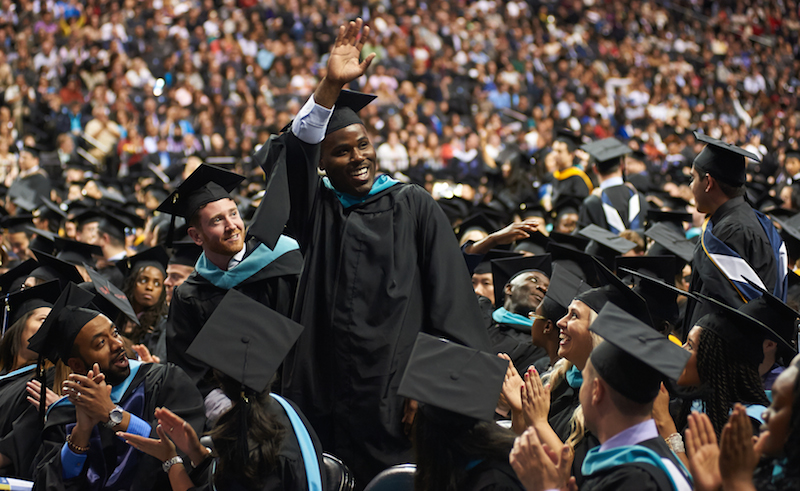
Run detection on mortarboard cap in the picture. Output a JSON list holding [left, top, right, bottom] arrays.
[[27, 282, 99, 363], [2, 280, 60, 334], [456, 213, 498, 242], [81, 267, 139, 326], [518, 201, 547, 220], [737, 279, 798, 358], [156, 164, 245, 220], [575, 257, 653, 327], [1, 215, 34, 234], [615, 255, 675, 285], [20, 146, 39, 158], [0, 258, 38, 294], [551, 195, 584, 220], [579, 225, 637, 255], [33, 198, 69, 222], [12, 195, 38, 213], [692, 131, 759, 187], [491, 254, 552, 308], [546, 242, 600, 286], [186, 289, 305, 393], [116, 246, 169, 279], [26, 226, 57, 255], [549, 231, 591, 252], [437, 197, 473, 226], [581, 137, 631, 173], [539, 263, 590, 322], [473, 249, 522, 275], [646, 210, 692, 229], [73, 209, 129, 242], [54, 237, 103, 267], [589, 303, 692, 404], [645, 223, 694, 264], [325, 90, 377, 136], [397, 333, 507, 421], [617, 258, 695, 328], [554, 128, 581, 152], [29, 249, 85, 288], [513, 231, 551, 256], [169, 240, 203, 267]]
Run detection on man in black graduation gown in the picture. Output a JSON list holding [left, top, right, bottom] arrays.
[[686, 132, 787, 328], [251, 19, 492, 486], [74, 210, 131, 289], [30, 283, 205, 491], [8, 147, 51, 206], [549, 129, 593, 207], [578, 138, 648, 234], [510, 303, 693, 491], [158, 165, 302, 412]]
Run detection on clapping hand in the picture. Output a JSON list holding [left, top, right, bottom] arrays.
[[521, 367, 550, 428], [497, 354, 523, 415], [685, 412, 721, 491], [119, 424, 177, 463], [719, 404, 760, 491], [155, 407, 210, 465], [510, 427, 575, 491], [26, 379, 59, 411]]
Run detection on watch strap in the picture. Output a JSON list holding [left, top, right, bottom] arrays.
[[162, 455, 183, 473]]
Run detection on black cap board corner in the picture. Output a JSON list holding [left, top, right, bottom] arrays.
[[326, 90, 378, 136], [645, 223, 694, 264], [578, 225, 637, 255], [84, 267, 139, 326]]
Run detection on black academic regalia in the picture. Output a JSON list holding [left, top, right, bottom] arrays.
[[10, 172, 51, 202], [578, 184, 648, 232], [460, 459, 525, 491], [188, 396, 325, 491], [33, 362, 205, 491], [166, 238, 302, 398], [97, 263, 125, 290], [266, 132, 492, 485], [686, 196, 779, 327], [547, 380, 599, 489], [487, 322, 549, 375], [551, 172, 591, 205], [580, 437, 685, 491], [0, 366, 54, 479], [139, 315, 167, 363]]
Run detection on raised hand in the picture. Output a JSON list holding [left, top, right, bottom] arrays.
[[119, 424, 177, 462], [685, 412, 721, 491], [509, 427, 572, 491], [719, 404, 760, 490], [497, 354, 523, 415], [325, 19, 376, 87], [521, 367, 550, 428], [132, 344, 161, 364], [155, 407, 209, 465]]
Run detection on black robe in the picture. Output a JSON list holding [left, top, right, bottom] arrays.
[[32, 362, 205, 491], [578, 183, 648, 233], [686, 196, 779, 327], [487, 322, 549, 375], [580, 437, 686, 491], [0, 366, 53, 479], [261, 132, 492, 485], [187, 396, 325, 491], [460, 458, 525, 491], [166, 238, 302, 397], [551, 171, 591, 205], [547, 379, 599, 489]]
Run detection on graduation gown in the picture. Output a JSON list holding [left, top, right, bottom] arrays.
[[261, 132, 492, 485], [187, 396, 325, 491], [460, 459, 525, 491], [578, 183, 647, 233], [32, 361, 205, 491], [0, 365, 53, 479], [551, 168, 592, 205], [686, 196, 780, 327], [580, 437, 686, 491], [487, 322, 549, 375], [166, 238, 302, 397]]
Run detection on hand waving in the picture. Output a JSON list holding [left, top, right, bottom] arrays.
[[326, 19, 376, 87]]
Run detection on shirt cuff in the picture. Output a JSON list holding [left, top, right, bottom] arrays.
[[61, 442, 88, 480], [125, 414, 153, 439], [291, 94, 334, 144]]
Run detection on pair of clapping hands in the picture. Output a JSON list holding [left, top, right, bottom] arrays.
[[686, 406, 763, 491], [118, 407, 210, 466]]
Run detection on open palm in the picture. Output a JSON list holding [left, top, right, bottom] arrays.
[[326, 18, 376, 86]]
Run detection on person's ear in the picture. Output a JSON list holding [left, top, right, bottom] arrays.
[[592, 377, 604, 406], [187, 226, 203, 247], [542, 320, 553, 334], [67, 356, 86, 375], [705, 174, 715, 193], [504, 283, 513, 298]]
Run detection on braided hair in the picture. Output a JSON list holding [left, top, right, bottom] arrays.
[[680, 328, 769, 437]]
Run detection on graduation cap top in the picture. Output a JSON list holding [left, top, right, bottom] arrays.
[[695, 293, 796, 364], [156, 164, 245, 220], [72, 209, 130, 241], [2, 280, 61, 333], [578, 225, 637, 255], [581, 137, 632, 173], [325, 90, 377, 137], [397, 332, 508, 421], [54, 237, 103, 267], [29, 249, 85, 288], [737, 279, 799, 357], [589, 302, 692, 404], [0, 258, 38, 294], [457, 213, 498, 241], [27, 282, 100, 364], [491, 254, 552, 308], [539, 263, 590, 321], [1, 215, 34, 233], [169, 240, 203, 267], [646, 210, 692, 229], [692, 131, 759, 187], [117, 246, 169, 279], [554, 128, 581, 151], [81, 267, 139, 326], [616, 257, 691, 328], [549, 231, 591, 252], [575, 257, 653, 327], [546, 242, 600, 286], [645, 223, 695, 264], [186, 289, 305, 393], [473, 249, 522, 275]]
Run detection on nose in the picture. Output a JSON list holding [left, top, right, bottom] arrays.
[[352, 146, 365, 163], [556, 314, 568, 330]]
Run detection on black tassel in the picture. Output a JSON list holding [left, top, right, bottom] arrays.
[[239, 389, 250, 466], [38, 355, 46, 424]]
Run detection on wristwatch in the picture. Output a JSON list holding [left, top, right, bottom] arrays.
[[105, 405, 124, 429], [162, 455, 183, 473]]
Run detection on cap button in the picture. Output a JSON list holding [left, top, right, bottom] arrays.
[[638, 335, 647, 343], [450, 372, 460, 381], [241, 336, 250, 344]]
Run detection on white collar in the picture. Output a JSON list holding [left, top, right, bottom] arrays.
[[599, 176, 624, 190], [226, 245, 246, 270]]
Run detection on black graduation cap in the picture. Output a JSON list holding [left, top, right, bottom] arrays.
[[27, 282, 99, 364], [646, 210, 692, 229], [617, 259, 695, 328], [695, 292, 795, 364], [737, 278, 799, 358], [579, 225, 637, 255], [549, 231, 591, 252], [518, 200, 547, 220], [72, 209, 130, 242], [186, 289, 305, 393], [551, 195, 584, 220], [772, 215, 800, 249], [1, 215, 34, 233], [692, 131, 759, 187], [29, 249, 85, 287], [12, 195, 38, 213], [437, 197, 473, 226], [81, 267, 139, 326], [33, 198, 69, 222], [0, 258, 38, 294], [513, 231, 551, 256], [581, 137, 631, 173], [554, 128, 581, 152], [546, 242, 600, 286], [117, 246, 169, 279], [645, 223, 694, 264], [325, 90, 377, 136], [156, 163, 245, 221], [20, 146, 39, 158], [615, 255, 675, 285], [7, 182, 40, 209], [397, 333, 507, 421], [169, 240, 203, 267], [2, 280, 60, 334], [491, 254, 552, 308], [539, 263, 590, 322], [589, 303, 692, 404], [575, 257, 653, 327], [26, 226, 57, 255], [473, 249, 522, 275], [54, 237, 103, 267], [456, 213, 498, 241]]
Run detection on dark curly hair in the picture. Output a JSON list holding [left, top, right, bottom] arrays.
[[120, 266, 167, 343], [413, 405, 518, 491], [752, 365, 800, 490], [207, 370, 285, 489], [678, 328, 769, 437]]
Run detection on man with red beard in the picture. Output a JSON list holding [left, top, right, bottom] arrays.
[[29, 283, 205, 490], [157, 165, 302, 420]]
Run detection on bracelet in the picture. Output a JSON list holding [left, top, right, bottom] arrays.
[[665, 432, 685, 453], [162, 455, 183, 473], [66, 433, 90, 454]]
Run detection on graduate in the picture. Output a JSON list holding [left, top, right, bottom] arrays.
[[511, 303, 693, 491], [158, 164, 302, 410], [29, 283, 205, 490], [251, 18, 492, 485]]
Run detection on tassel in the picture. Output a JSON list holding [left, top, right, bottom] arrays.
[[166, 192, 178, 248], [2, 294, 9, 337], [239, 389, 250, 466], [38, 355, 46, 424]]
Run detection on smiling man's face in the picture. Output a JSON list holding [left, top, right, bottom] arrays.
[[190, 198, 245, 259], [320, 123, 377, 197]]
